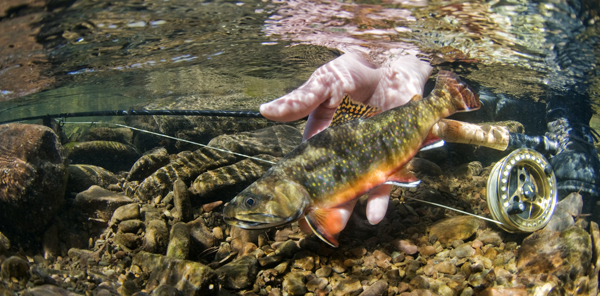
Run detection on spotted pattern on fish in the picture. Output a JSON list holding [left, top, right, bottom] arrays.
[[223, 71, 481, 247]]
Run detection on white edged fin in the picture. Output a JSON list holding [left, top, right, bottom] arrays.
[[385, 180, 421, 188], [419, 140, 444, 151]]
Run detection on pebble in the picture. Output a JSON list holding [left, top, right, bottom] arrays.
[[173, 179, 193, 222], [394, 239, 418, 255], [202, 200, 223, 213], [142, 219, 169, 254], [0, 231, 10, 254], [166, 222, 190, 259], [276, 240, 300, 258], [315, 266, 332, 278], [115, 232, 143, 250], [332, 277, 362, 296], [282, 271, 306, 295], [119, 219, 144, 233], [75, 185, 134, 221], [212, 227, 224, 240], [259, 255, 283, 267], [0, 256, 30, 282], [429, 216, 480, 244], [292, 251, 315, 271], [420, 245, 436, 257], [306, 277, 328, 292], [410, 275, 430, 289], [216, 255, 258, 290], [110, 203, 140, 225], [151, 284, 181, 296], [187, 217, 217, 252], [359, 279, 388, 296], [434, 261, 457, 275], [451, 243, 476, 258]]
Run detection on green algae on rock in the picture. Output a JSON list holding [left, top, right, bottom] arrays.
[[132, 251, 218, 295], [65, 140, 140, 172]]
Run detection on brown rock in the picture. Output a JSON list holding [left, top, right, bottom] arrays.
[[393, 239, 418, 255], [142, 219, 169, 254], [420, 245, 436, 257], [173, 179, 193, 222], [0, 123, 68, 233], [67, 164, 118, 193], [188, 217, 216, 254], [429, 216, 480, 244], [75, 186, 134, 221]]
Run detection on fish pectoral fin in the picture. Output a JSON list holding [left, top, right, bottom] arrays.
[[305, 200, 357, 248], [420, 131, 444, 151], [330, 94, 381, 127], [385, 166, 421, 188]]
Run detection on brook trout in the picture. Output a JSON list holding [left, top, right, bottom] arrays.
[[223, 71, 480, 247]]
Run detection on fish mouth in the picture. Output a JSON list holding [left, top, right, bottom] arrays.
[[223, 214, 294, 229]]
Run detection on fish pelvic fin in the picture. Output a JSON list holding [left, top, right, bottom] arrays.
[[385, 166, 421, 187], [435, 71, 481, 112], [420, 131, 444, 151], [305, 200, 357, 247], [330, 94, 381, 127]]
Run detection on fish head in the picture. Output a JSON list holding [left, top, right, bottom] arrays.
[[223, 177, 310, 229]]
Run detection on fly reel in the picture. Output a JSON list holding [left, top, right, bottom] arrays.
[[486, 148, 557, 232]]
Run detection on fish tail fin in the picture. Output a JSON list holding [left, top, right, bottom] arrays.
[[435, 70, 481, 112]]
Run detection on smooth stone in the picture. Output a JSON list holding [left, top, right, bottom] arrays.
[[406, 157, 443, 176], [67, 164, 119, 193], [453, 161, 483, 177], [315, 266, 332, 278], [0, 123, 68, 233], [410, 275, 430, 289], [429, 216, 480, 244], [128, 147, 170, 182], [172, 179, 193, 222], [306, 277, 328, 292], [259, 255, 283, 267], [187, 217, 217, 254], [359, 279, 388, 296], [0, 231, 9, 254], [189, 154, 278, 201], [517, 226, 592, 282], [292, 251, 315, 271], [151, 284, 182, 296], [434, 261, 457, 275], [332, 278, 363, 296], [167, 222, 190, 259], [393, 239, 418, 255], [216, 255, 258, 290], [212, 227, 223, 240], [543, 192, 583, 232], [478, 287, 527, 296], [202, 201, 223, 213], [65, 140, 140, 172], [0, 256, 30, 282], [119, 219, 144, 233], [115, 232, 142, 250], [276, 240, 300, 258], [282, 271, 306, 295], [420, 245, 436, 256], [20, 284, 81, 296], [133, 251, 217, 295], [75, 185, 134, 221], [110, 203, 140, 226], [450, 243, 476, 258], [42, 225, 59, 260], [477, 229, 503, 247], [142, 219, 169, 254]]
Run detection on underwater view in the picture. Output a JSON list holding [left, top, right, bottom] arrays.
[[1, 0, 600, 294]]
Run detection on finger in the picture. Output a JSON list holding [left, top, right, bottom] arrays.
[[303, 104, 338, 140], [366, 184, 393, 225]]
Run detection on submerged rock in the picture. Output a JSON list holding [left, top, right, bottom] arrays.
[[134, 125, 301, 201], [67, 164, 119, 193], [1, 256, 30, 283], [127, 147, 170, 182], [74, 185, 134, 221], [166, 222, 190, 260], [429, 216, 481, 244], [65, 140, 140, 172], [190, 154, 277, 202], [216, 255, 258, 290], [0, 123, 68, 234], [133, 251, 218, 295]]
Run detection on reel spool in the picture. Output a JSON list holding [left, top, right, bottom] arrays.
[[487, 148, 557, 232]]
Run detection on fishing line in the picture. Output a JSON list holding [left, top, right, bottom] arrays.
[[403, 196, 504, 225], [63, 121, 277, 165]]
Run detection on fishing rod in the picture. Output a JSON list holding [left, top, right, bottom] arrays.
[[0, 109, 268, 126]]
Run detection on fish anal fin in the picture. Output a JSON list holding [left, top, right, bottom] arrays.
[[420, 130, 444, 151], [385, 166, 420, 187], [330, 94, 381, 127]]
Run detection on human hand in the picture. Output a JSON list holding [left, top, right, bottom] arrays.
[[260, 51, 432, 226]]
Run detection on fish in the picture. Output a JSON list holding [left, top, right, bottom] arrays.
[[223, 71, 481, 247]]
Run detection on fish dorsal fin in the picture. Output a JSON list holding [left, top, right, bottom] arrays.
[[410, 94, 423, 102], [330, 94, 381, 127]]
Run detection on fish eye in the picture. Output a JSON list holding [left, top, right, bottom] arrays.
[[244, 196, 256, 208]]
